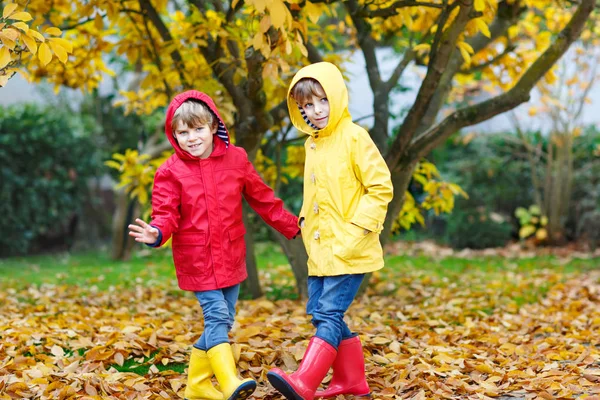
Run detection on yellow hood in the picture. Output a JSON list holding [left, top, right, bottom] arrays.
[[287, 62, 351, 137]]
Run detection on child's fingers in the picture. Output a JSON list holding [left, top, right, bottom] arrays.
[[128, 224, 144, 233], [135, 218, 151, 229]]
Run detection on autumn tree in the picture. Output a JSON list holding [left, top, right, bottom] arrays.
[[510, 40, 600, 244], [10, 0, 598, 298]]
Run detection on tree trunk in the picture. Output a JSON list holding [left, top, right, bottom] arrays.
[[240, 200, 263, 299], [272, 232, 309, 300], [110, 188, 138, 260], [382, 162, 420, 245]]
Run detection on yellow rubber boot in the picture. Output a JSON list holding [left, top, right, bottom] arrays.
[[184, 348, 224, 400], [207, 343, 256, 400]]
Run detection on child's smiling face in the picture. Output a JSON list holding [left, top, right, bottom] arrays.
[[300, 93, 330, 129], [174, 121, 216, 158]]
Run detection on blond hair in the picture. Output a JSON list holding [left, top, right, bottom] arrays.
[[171, 100, 217, 133], [290, 78, 326, 105]]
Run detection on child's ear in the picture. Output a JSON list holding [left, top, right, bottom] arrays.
[[211, 120, 219, 134]]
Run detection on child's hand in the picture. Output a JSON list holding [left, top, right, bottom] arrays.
[[128, 218, 159, 244]]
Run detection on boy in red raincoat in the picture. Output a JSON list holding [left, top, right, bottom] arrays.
[[129, 90, 299, 400]]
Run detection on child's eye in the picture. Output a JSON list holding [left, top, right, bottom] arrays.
[[321, 98, 328, 103], [305, 103, 313, 108]]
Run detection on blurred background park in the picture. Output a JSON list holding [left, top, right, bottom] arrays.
[[1, 1, 600, 398]]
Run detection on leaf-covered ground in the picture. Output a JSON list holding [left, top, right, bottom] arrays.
[[1, 255, 600, 399]]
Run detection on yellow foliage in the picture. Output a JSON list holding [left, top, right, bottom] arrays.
[[105, 149, 171, 208], [0, 2, 72, 86], [392, 160, 468, 234]]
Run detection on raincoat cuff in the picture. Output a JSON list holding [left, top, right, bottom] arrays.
[[351, 214, 382, 234], [283, 215, 301, 240], [146, 226, 163, 248]]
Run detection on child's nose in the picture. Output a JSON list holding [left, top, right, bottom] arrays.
[[189, 130, 201, 140]]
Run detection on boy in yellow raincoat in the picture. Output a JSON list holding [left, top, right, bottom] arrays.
[[267, 62, 393, 399]]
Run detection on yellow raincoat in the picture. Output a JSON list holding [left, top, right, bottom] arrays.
[[288, 62, 393, 276]]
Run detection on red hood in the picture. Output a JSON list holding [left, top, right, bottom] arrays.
[[164, 90, 230, 161]]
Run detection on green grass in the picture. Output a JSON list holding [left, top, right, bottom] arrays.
[[0, 242, 291, 291], [109, 350, 186, 375], [0, 247, 176, 289], [1, 244, 597, 292]]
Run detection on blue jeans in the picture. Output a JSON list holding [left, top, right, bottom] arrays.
[[193, 284, 240, 351], [306, 274, 365, 350]]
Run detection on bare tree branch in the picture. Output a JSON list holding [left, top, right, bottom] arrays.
[[60, 13, 108, 30], [407, 0, 595, 164], [345, 0, 390, 151], [414, 0, 524, 135], [385, 0, 474, 167], [306, 42, 324, 63], [358, 0, 444, 18], [138, 0, 189, 89]]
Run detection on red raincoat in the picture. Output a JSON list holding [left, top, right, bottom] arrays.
[[150, 90, 299, 291]]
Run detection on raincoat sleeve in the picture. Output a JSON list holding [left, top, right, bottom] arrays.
[[242, 151, 299, 240], [149, 168, 181, 246], [350, 130, 393, 234]]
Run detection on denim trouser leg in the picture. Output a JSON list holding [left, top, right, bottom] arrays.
[[306, 274, 365, 349], [193, 284, 240, 351]]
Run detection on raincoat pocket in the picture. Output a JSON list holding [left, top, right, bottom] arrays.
[[172, 232, 208, 276], [226, 222, 247, 267], [333, 222, 370, 262]]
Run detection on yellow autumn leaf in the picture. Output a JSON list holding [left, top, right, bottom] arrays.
[[474, 18, 491, 38], [519, 225, 536, 239], [474, 0, 485, 12], [0, 46, 11, 69], [303, 1, 321, 24], [48, 37, 73, 53], [252, 32, 263, 50], [269, 0, 290, 30], [8, 11, 32, 21], [536, 228, 548, 241], [21, 32, 36, 54], [38, 42, 52, 66], [457, 41, 474, 55], [11, 21, 28, 33], [458, 45, 471, 65], [48, 40, 68, 63], [2, 3, 18, 19], [413, 43, 431, 54], [44, 27, 62, 36], [27, 29, 44, 42], [0, 32, 15, 50], [2, 28, 18, 41]]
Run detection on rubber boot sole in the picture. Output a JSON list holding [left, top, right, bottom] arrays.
[[267, 371, 304, 400], [228, 380, 257, 400]]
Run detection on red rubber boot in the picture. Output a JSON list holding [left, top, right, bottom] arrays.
[[267, 337, 337, 400], [314, 335, 370, 398]]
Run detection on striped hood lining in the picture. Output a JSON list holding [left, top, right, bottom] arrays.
[[297, 104, 320, 130]]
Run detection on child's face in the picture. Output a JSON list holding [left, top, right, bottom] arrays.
[[300, 93, 329, 129], [173, 121, 216, 159]]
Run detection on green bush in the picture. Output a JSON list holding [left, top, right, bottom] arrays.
[[443, 208, 513, 249], [0, 104, 100, 256]]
